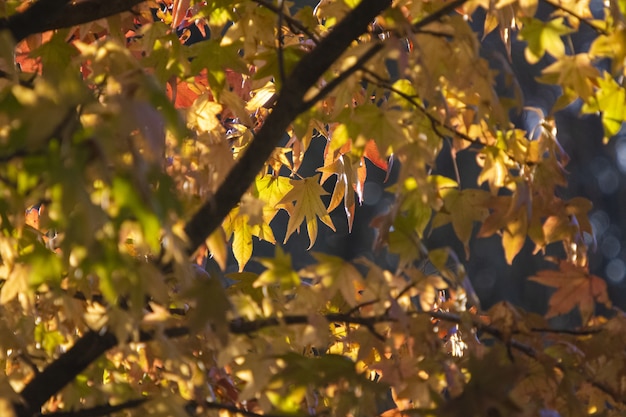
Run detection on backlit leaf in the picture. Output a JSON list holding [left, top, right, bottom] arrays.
[[278, 174, 336, 249], [529, 261, 611, 322], [518, 18, 573, 64]]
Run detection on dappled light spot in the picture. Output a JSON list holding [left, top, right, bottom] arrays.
[[597, 169, 619, 194], [600, 235, 621, 259], [590, 210, 610, 238], [590, 157, 620, 194], [615, 137, 626, 173], [605, 258, 626, 283]]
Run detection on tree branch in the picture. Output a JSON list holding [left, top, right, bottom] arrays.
[[253, 0, 321, 43], [38, 398, 147, 417], [180, 0, 393, 256], [0, 0, 147, 43], [540, 0, 608, 35], [301, 42, 385, 108], [19, 309, 622, 416], [16, 2, 393, 415], [15, 327, 190, 417], [412, 0, 468, 31]]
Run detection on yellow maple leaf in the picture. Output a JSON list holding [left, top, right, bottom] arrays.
[[518, 17, 573, 64], [433, 188, 490, 258], [223, 205, 276, 271], [539, 53, 599, 101], [254, 246, 300, 289], [278, 174, 336, 249]]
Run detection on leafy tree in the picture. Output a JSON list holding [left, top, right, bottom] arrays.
[[0, 0, 624, 416]]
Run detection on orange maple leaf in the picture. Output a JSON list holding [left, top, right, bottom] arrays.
[[529, 261, 611, 322]]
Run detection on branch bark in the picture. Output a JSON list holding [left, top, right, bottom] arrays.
[[39, 398, 147, 417], [181, 0, 392, 255], [14, 1, 392, 415], [0, 0, 146, 43]]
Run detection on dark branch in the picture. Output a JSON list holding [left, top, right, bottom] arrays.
[[411, 0, 468, 32], [540, 0, 608, 35], [0, 0, 146, 43], [16, 327, 190, 417], [180, 0, 393, 256], [301, 42, 385, 108], [253, 0, 321, 43], [38, 398, 147, 417], [17, 2, 393, 414]]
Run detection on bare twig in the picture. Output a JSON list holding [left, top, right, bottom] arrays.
[[180, 0, 393, 256], [17, 3, 394, 415], [411, 0, 468, 32], [253, 0, 321, 43], [277, 0, 287, 85], [0, 0, 147, 43], [528, 326, 602, 335], [345, 298, 382, 316], [540, 0, 608, 35], [36, 398, 147, 417], [302, 42, 385, 108]]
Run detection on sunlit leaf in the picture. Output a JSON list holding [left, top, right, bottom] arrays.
[[278, 174, 336, 249], [254, 246, 300, 289], [529, 261, 611, 322], [518, 18, 573, 64]]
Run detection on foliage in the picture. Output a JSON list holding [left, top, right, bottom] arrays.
[[0, 0, 624, 416]]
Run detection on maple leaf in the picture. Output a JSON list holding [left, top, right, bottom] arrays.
[[477, 146, 509, 193], [254, 174, 294, 224], [301, 253, 365, 307], [318, 154, 358, 231], [581, 72, 626, 142], [433, 188, 490, 258], [539, 53, 600, 102], [254, 246, 300, 289], [518, 17, 573, 64], [278, 174, 336, 249], [223, 205, 276, 271], [589, 28, 626, 75], [529, 261, 611, 322]]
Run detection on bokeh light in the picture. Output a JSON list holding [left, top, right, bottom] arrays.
[[605, 258, 626, 283]]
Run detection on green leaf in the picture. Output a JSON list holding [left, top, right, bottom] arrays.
[[581, 72, 626, 142], [254, 246, 300, 289], [518, 18, 573, 64]]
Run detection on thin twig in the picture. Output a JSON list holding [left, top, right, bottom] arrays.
[[412, 0, 468, 32], [540, 0, 608, 35], [302, 42, 385, 108], [528, 326, 602, 335], [253, 0, 320, 43], [446, 137, 463, 188], [362, 68, 479, 144], [201, 401, 293, 417], [35, 398, 147, 417], [276, 0, 286, 85], [345, 298, 381, 316]]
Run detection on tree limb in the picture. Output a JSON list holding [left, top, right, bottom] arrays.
[[37, 398, 147, 417], [15, 2, 393, 415], [15, 326, 191, 417], [0, 0, 147, 43], [181, 0, 393, 256]]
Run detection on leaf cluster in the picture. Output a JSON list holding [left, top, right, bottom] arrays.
[[0, 0, 624, 417]]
